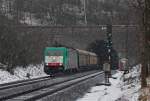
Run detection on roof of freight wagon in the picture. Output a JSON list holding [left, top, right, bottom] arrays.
[[76, 49, 97, 56]]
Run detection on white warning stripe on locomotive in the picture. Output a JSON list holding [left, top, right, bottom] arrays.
[[45, 56, 63, 63]]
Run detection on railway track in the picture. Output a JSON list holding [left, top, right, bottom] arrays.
[[0, 70, 103, 101], [0, 76, 50, 90]]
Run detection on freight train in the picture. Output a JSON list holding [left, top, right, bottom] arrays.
[[44, 47, 99, 75]]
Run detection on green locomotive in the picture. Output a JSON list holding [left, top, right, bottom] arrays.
[[44, 47, 98, 75]]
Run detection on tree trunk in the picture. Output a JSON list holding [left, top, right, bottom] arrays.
[[141, 0, 150, 87]]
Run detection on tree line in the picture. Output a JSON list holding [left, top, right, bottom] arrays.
[[0, 0, 134, 25], [0, 0, 140, 74]]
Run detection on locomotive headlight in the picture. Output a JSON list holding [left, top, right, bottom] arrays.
[[46, 63, 48, 66], [53, 57, 56, 60], [59, 63, 63, 66]]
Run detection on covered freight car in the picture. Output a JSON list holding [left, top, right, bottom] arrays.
[[44, 47, 99, 75]]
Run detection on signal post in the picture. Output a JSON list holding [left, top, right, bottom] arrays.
[[106, 24, 112, 77]]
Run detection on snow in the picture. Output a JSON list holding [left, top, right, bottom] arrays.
[[0, 70, 20, 84], [0, 64, 47, 84], [20, 13, 43, 26], [76, 65, 141, 101], [0, 64, 142, 101], [14, 64, 47, 79]]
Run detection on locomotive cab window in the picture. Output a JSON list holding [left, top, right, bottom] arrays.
[[44, 49, 64, 66], [47, 51, 63, 56]]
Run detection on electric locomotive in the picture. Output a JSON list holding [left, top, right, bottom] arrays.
[[44, 47, 99, 75]]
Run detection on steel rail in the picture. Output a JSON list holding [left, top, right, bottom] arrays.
[[0, 70, 102, 100], [0, 76, 50, 90], [8, 71, 103, 101]]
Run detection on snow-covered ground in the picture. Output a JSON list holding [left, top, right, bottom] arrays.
[[0, 64, 47, 84], [0, 64, 141, 101], [76, 65, 141, 101]]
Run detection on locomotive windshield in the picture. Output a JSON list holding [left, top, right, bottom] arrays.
[[45, 50, 64, 64], [47, 50, 63, 56]]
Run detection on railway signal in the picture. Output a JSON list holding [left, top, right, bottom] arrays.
[[99, 24, 112, 86], [106, 24, 112, 69]]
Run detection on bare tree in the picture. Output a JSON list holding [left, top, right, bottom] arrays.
[[127, 0, 150, 87]]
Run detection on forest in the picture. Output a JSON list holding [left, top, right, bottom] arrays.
[[0, 0, 149, 87]]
